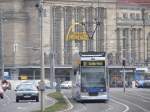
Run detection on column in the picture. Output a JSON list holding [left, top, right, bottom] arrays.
[[116, 28, 121, 65], [140, 28, 145, 64], [104, 14, 107, 52], [120, 28, 123, 60], [61, 7, 64, 65], [135, 28, 139, 64], [138, 28, 141, 64], [82, 8, 86, 52], [72, 7, 76, 55], [128, 28, 132, 65], [93, 8, 96, 51]]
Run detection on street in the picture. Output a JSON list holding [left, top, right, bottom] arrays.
[[0, 90, 54, 112], [0, 88, 150, 112], [62, 88, 150, 112]]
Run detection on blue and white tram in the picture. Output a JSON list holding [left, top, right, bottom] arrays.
[[72, 52, 109, 101]]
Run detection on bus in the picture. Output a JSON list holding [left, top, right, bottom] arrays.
[[135, 67, 150, 88], [72, 52, 109, 101]]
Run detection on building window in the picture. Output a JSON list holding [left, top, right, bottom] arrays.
[[123, 13, 128, 19], [136, 13, 140, 20], [123, 38, 126, 49], [122, 29, 128, 50], [130, 13, 136, 20], [123, 29, 128, 37], [144, 13, 149, 20], [149, 15, 150, 20]]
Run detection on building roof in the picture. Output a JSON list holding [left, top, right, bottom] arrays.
[[117, 0, 150, 8], [118, 0, 150, 5]]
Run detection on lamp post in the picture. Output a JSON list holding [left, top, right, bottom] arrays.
[[39, 0, 45, 111], [0, 10, 5, 80], [35, 0, 45, 111], [50, 51, 55, 88]]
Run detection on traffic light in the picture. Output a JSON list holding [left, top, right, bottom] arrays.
[[122, 60, 126, 66]]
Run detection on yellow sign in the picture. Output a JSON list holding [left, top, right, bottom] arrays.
[[66, 22, 89, 41], [20, 75, 28, 80], [67, 32, 89, 41]]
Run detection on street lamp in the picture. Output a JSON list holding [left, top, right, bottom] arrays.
[[0, 10, 6, 80], [36, 0, 45, 112]]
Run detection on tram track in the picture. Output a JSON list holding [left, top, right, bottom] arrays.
[[111, 89, 150, 112], [63, 88, 150, 112]]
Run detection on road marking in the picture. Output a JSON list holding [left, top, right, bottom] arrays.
[[112, 96, 150, 112], [17, 106, 26, 110], [127, 91, 150, 100], [103, 105, 114, 112], [111, 97, 129, 112], [126, 93, 150, 102], [61, 95, 74, 112]]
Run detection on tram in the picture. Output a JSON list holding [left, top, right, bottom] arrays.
[[72, 52, 109, 101]]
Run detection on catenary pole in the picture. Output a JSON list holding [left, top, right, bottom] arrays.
[[38, 0, 45, 111], [0, 10, 4, 80]]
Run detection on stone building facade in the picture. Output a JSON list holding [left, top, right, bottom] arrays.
[[0, 0, 150, 80]]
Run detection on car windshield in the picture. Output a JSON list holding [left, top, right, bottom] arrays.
[[17, 84, 37, 91]]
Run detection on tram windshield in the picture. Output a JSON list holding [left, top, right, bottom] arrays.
[[81, 67, 106, 88]]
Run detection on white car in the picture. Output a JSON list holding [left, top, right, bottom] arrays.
[[60, 81, 72, 89]]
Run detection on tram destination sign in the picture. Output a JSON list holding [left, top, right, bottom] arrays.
[[81, 61, 105, 66]]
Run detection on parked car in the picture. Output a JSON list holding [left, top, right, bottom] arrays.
[[15, 83, 39, 102], [0, 85, 4, 99], [60, 81, 72, 89]]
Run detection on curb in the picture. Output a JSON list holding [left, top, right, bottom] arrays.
[[46, 95, 57, 108], [58, 93, 74, 112], [45, 89, 57, 109], [31, 91, 57, 112]]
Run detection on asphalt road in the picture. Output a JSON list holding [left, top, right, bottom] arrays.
[[62, 88, 150, 112], [1, 88, 150, 112], [0, 89, 54, 112]]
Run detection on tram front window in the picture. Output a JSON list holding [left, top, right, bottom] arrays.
[[81, 67, 106, 92]]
